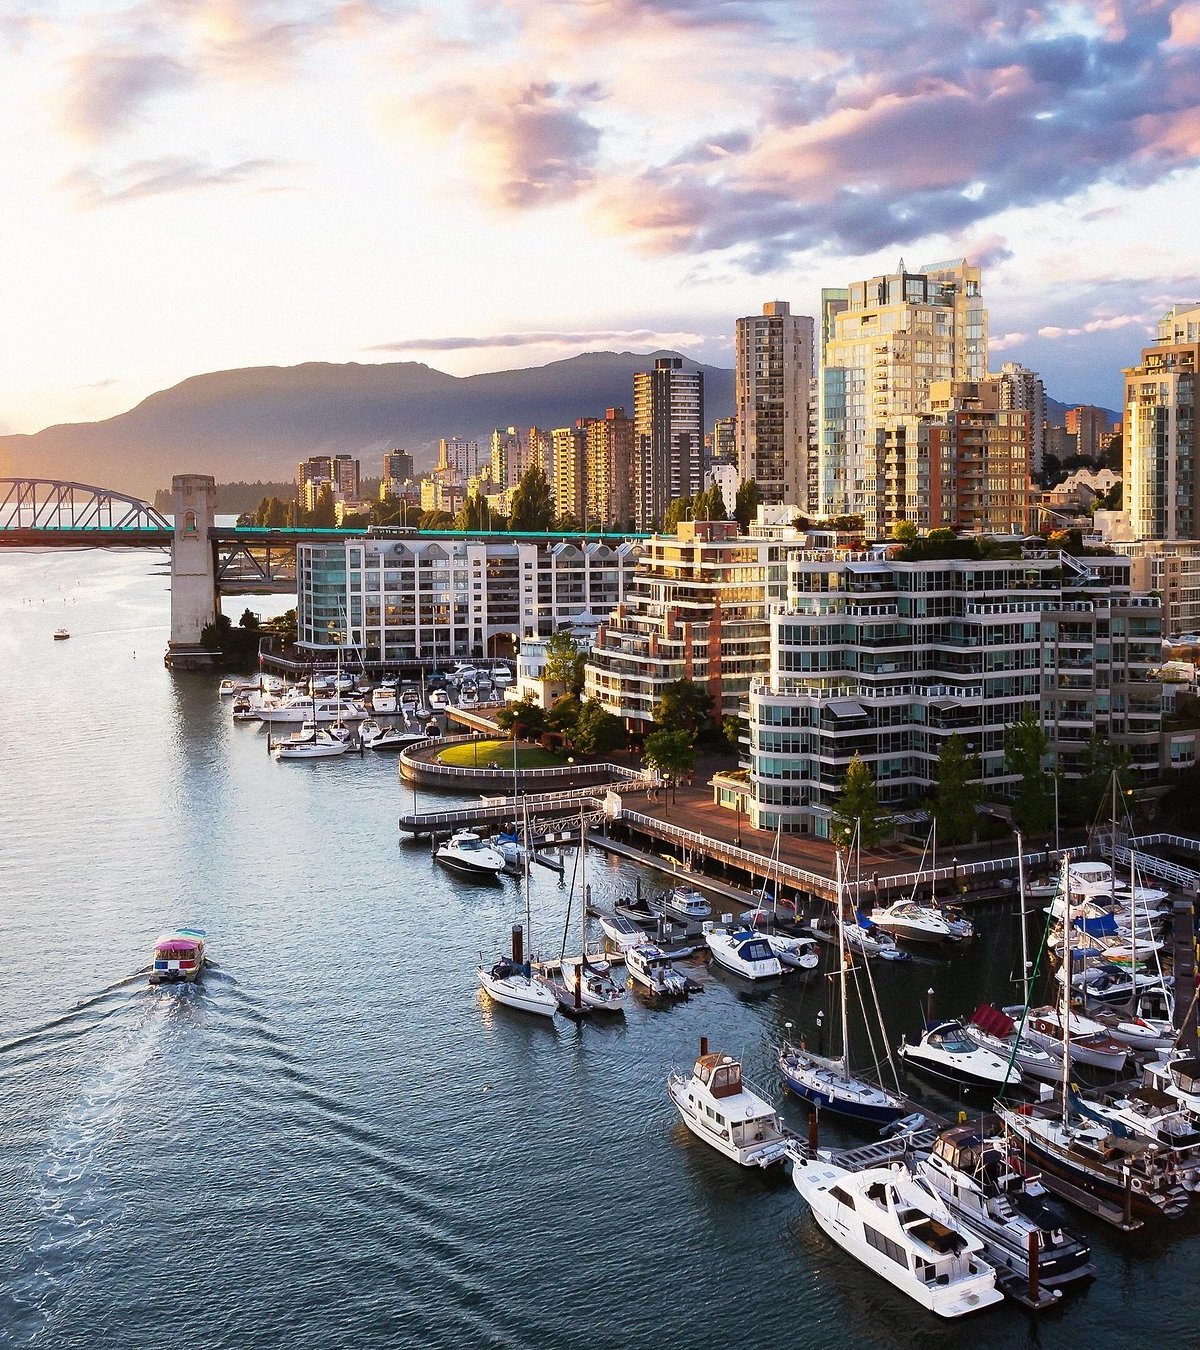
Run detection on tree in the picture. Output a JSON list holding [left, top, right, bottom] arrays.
[[496, 694, 546, 738], [891, 519, 918, 544], [653, 678, 714, 735], [572, 699, 626, 756], [1065, 735, 1132, 827], [734, 478, 760, 531], [832, 754, 885, 848], [238, 608, 260, 630], [544, 630, 585, 695], [664, 495, 693, 533], [546, 693, 582, 732], [309, 484, 336, 528], [931, 734, 982, 847], [693, 484, 727, 521], [419, 509, 453, 529], [1003, 708, 1055, 836], [508, 465, 556, 532], [643, 728, 697, 806], [454, 493, 491, 532]]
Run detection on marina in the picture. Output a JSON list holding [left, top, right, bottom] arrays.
[[8, 547, 1200, 1349]]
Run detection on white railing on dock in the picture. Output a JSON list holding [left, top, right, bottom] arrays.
[[397, 735, 655, 785]]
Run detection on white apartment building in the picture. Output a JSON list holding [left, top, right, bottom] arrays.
[[298, 535, 642, 663], [747, 548, 1161, 836]]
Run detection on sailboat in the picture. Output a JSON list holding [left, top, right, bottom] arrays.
[[778, 849, 906, 1125], [556, 808, 627, 1014], [996, 855, 1190, 1221], [477, 803, 557, 1018]]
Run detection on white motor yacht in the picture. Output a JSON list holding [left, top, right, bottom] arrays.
[[361, 720, 425, 751], [667, 1044, 788, 1167], [899, 1019, 1024, 1091], [789, 1155, 1004, 1319], [760, 931, 819, 971], [658, 886, 711, 923], [868, 900, 953, 945], [257, 695, 367, 725], [626, 944, 690, 997], [428, 688, 450, 711], [704, 926, 782, 981], [914, 1127, 1096, 1293], [477, 956, 557, 1018], [370, 687, 397, 714], [598, 913, 647, 953], [273, 728, 352, 759], [435, 830, 507, 877]]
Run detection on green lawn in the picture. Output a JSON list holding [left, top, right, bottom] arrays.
[[434, 738, 565, 770]]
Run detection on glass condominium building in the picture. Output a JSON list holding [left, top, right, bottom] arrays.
[[297, 535, 642, 662], [749, 549, 1161, 836]]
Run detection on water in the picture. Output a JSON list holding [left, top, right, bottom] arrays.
[[2, 548, 1199, 1348]]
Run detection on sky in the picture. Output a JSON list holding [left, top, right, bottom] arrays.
[[3, 0, 1200, 434]]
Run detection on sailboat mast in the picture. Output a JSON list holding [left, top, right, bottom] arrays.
[[577, 805, 586, 1002], [1059, 851, 1071, 1128], [930, 817, 937, 907], [523, 799, 534, 961], [837, 848, 851, 1075], [1017, 830, 1030, 1005]]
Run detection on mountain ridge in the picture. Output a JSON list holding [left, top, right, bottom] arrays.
[[0, 352, 735, 499]]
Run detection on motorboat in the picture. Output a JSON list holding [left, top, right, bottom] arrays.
[[478, 955, 557, 1018], [898, 1020, 1024, 1091], [962, 1005, 1063, 1083], [657, 886, 711, 923], [598, 913, 647, 953], [939, 904, 976, 942], [53, 628, 70, 640], [428, 688, 450, 711], [613, 894, 662, 928], [1143, 1055, 1200, 1114], [626, 943, 690, 997], [760, 931, 819, 970], [274, 727, 352, 759], [360, 720, 424, 751], [1080, 1084, 1200, 1164], [150, 927, 207, 985], [218, 676, 256, 696], [458, 684, 479, 709], [1092, 1009, 1176, 1051], [1017, 1006, 1129, 1072], [231, 695, 259, 722], [558, 955, 628, 1012], [435, 830, 506, 877], [913, 1127, 1096, 1293], [868, 900, 953, 945], [1065, 962, 1170, 1005], [667, 1044, 788, 1167], [490, 664, 513, 684], [789, 1155, 1004, 1318], [703, 926, 782, 981], [998, 1100, 1190, 1221], [370, 687, 397, 714], [301, 718, 352, 742], [256, 695, 367, 725]]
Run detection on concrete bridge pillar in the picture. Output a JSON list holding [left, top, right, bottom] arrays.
[[165, 474, 219, 669]]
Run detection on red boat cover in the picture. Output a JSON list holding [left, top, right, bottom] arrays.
[[969, 1004, 1015, 1038], [156, 941, 199, 957]]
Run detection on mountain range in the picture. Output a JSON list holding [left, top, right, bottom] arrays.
[[0, 353, 1116, 502], [0, 352, 735, 500]]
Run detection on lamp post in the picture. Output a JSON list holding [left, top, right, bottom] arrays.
[[952, 855, 959, 896], [735, 792, 743, 847]]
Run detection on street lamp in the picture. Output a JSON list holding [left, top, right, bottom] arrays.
[[952, 855, 959, 896], [735, 793, 743, 847]]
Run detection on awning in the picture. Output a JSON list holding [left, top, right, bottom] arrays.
[[826, 698, 868, 718], [846, 561, 892, 573], [929, 697, 961, 710]]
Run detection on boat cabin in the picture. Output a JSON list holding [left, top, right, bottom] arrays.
[[932, 1127, 1007, 1185], [694, 1053, 742, 1098], [152, 938, 201, 978]]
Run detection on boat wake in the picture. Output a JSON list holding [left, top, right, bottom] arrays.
[[0, 973, 150, 1068], [0, 994, 181, 1342]]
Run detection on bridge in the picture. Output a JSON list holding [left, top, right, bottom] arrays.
[[0, 474, 345, 665]]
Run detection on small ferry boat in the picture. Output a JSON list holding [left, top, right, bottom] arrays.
[[790, 1155, 1004, 1319], [150, 928, 207, 984], [53, 628, 70, 641], [667, 1042, 788, 1167]]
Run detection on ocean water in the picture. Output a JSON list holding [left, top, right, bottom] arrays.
[[1, 547, 1198, 1349]]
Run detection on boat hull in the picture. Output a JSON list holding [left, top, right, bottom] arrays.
[[779, 1058, 905, 1125], [478, 969, 556, 1018]]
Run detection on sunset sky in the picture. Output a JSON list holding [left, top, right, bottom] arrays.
[[3, 0, 1200, 434]]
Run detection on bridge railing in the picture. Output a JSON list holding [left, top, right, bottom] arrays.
[[0, 478, 172, 531]]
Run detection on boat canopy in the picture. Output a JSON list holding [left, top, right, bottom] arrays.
[[969, 1004, 1015, 1038], [695, 1053, 742, 1098]]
